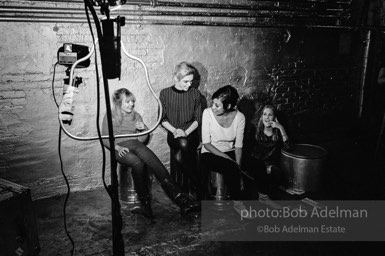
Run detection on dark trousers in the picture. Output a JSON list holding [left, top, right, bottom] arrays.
[[167, 131, 200, 188], [243, 157, 283, 197], [116, 140, 169, 198], [201, 151, 242, 200]]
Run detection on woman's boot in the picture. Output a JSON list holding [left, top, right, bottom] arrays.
[[160, 178, 201, 215], [130, 168, 155, 221], [137, 195, 155, 222]]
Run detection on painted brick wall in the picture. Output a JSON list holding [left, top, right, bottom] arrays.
[[0, 2, 362, 199]]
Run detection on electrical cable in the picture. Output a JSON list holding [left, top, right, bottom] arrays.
[[57, 6, 163, 141], [51, 1, 120, 254], [51, 62, 75, 256], [58, 126, 75, 256], [58, 2, 164, 255], [49, 5, 106, 255], [59, 0, 164, 196], [58, 56, 162, 140], [57, 41, 163, 141], [51, 62, 59, 108], [83, 1, 125, 255]]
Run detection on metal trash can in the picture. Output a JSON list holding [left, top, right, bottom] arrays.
[[281, 144, 327, 192]]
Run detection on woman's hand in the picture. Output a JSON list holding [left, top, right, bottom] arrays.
[[270, 118, 283, 130], [266, 165, 273, 174], [115, 145, 129, 157], [271, 118, 289, 141], [173, 128, 186, 138], [135, 121, 146, 131]]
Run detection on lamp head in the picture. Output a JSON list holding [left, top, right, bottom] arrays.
[[57, 43, 90, 68]]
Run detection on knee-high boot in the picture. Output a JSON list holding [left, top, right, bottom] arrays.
[[136, 195, 155, 222], [131, 171, 155, 221], [160, 178, 201, 215]]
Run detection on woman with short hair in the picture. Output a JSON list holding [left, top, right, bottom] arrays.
[[200, 85, 249, 215], [102, 88, 200, 221], [159, 62, 202, 198]]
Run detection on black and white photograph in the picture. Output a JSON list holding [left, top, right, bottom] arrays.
[[1, 0, 385, 255]]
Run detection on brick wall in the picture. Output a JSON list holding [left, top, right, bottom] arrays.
[[0, 1, 362, 199], [238, 29, 361, 144]]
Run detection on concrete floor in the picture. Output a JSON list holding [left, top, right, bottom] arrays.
[[34, 181, 385, 256], [32, 134, 385, 256]]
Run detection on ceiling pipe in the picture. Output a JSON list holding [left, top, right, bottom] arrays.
[[0, 7, 349, 20], [0, 16, 365, 30], [0, 4, 351, 26], [16, 0, 352, 12], [0, 0, 353, 27], [123, 0, 351, 10]]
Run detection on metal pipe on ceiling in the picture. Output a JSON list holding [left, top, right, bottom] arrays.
[[22, 0, 352, 11], [0, 0, 352, 27], [123, 0, 351, 10], [0, 7, 349, 20], [0, 15, 359, 30]]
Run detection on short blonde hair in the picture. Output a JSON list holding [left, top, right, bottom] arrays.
[[173, 62, 195, 81]]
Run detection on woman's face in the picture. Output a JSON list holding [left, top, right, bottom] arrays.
[[175, 74, 193, 91], [262, 107, 275, 127], [121, 94, 135, 113], [211, 98, 227, 116]]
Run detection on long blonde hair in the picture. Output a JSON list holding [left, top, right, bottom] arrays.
[[111, 88, 136, 124], [253, 104, 279, 142]]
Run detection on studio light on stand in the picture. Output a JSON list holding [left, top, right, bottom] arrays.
[[56, 1, 163, 255]]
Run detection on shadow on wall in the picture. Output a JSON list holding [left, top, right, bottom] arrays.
[[191, 62, 208, 110]]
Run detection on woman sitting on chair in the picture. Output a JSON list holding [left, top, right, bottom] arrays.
[[102, 88, 200, 221], [159, 62, 202, 199], [243, 104, 290, 205]]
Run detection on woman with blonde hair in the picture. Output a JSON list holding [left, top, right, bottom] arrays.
[[102, 88, 200, 221], [243, 104, 290, 204], [160, 62, 202, 198]]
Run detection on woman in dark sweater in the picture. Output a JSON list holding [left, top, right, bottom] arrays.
[[159, 62, 202, 197], [243, 105, 290, 203], [102, 88, 200, 221]]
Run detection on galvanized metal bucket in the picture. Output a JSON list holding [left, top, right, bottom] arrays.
[[117, 163, 140, 205], [281, 144, 327, 192]]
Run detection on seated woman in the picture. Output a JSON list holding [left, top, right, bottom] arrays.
[[200, 85, 249, 213], [243, 104, 290, 204], [102, 88, 200, 221], [159, 62, 202, 198]]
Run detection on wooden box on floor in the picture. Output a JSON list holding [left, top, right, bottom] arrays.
[[0, 178, 40, 256]]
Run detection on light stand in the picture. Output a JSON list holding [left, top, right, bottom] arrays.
[[98, 13, 125, 256], [57, 1, 163, 255]]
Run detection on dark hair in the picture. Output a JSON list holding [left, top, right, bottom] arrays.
[[212, 85, 239, 112]]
